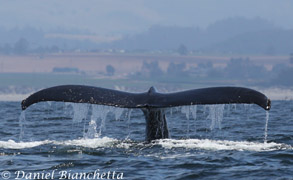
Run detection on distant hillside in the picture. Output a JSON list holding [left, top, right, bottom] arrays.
[[2, 17, 292, 55], [205, 29, 293, 55], [0, 27, 98, 52], [108, 17, 293, 54]]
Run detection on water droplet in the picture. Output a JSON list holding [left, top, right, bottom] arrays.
[[19, 111, 26, 141], [207, 104, 225, 130], [264, 111, 270, 143]]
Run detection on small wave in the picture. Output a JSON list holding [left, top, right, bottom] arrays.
[[0, 137, 124, 150], [53, 137, 119, 148], [0, 139, 51, 149], [155, 139, 293, 151], [1, 138, 292, 152]]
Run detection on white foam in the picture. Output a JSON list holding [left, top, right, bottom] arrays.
[[155, 139, 292, 151], [1, 137, 291, 152], [54, 137, 119, 148], [0, 140, 51, 149], [0, 137, 120, 149]]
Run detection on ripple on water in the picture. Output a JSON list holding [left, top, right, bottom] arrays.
[[1, 101, 293, 179]]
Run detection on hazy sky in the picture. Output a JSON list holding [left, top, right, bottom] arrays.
[[0, 0, 292, 35]]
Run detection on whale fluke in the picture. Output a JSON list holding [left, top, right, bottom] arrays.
[[21, 85, 271, 110], [21, 85, 271, 141]]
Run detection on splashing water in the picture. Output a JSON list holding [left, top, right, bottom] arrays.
[[18, 102, 271, 146], [244, 104, 252, 121], [95, 106, 110, 136], [233, 104, 237, 111], [190, 105, 197, 121], [126, 109, 133, 139], [156, 139, 291, 151], [91, 105, 102, 120], [63, 104, 124, 138], [190, 105, 197, 131], [244, 104, 250, 111], [72, 103, 90, 123], [208, 104, 225, 130], [47, 101, 52, 107], [84, 119, 98, 139], [181, 106, 190, 120], [264, 111, 270, 143], [113, 107, 124, 121], [84, 105, 114, 138], [2, 138, 291, 152], [181, 106, 190, 136], [203, 105, 208, 116], [19, 111, 26, 141]]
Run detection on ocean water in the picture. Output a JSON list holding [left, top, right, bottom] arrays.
[[0, 100, 293, 179]]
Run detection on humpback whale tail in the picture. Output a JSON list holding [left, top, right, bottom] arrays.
[[21, 85, 271, 141]]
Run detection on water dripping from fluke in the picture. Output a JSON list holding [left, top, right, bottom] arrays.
[[72, 103, 90, 123], [19, 85, 272, 143], [181, 106, 190, 137], [19, 110, 26, 141], [125, 109, 133, 139], [18, 102, 273, 148], [98, 106, 109, 136], [85, 119, 98, 139], [208, 104, 225, 130], [264, 111, 270, 143], [190, 105, 197, 131], [114, 107, 124, 121]]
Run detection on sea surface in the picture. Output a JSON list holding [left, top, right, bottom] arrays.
[[0, 100, 293, 179]]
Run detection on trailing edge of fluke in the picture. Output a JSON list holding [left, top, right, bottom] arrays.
[[21, 85, 271, 111]]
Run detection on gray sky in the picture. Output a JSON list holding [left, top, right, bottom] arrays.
[[0, 0, 292, 36]]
